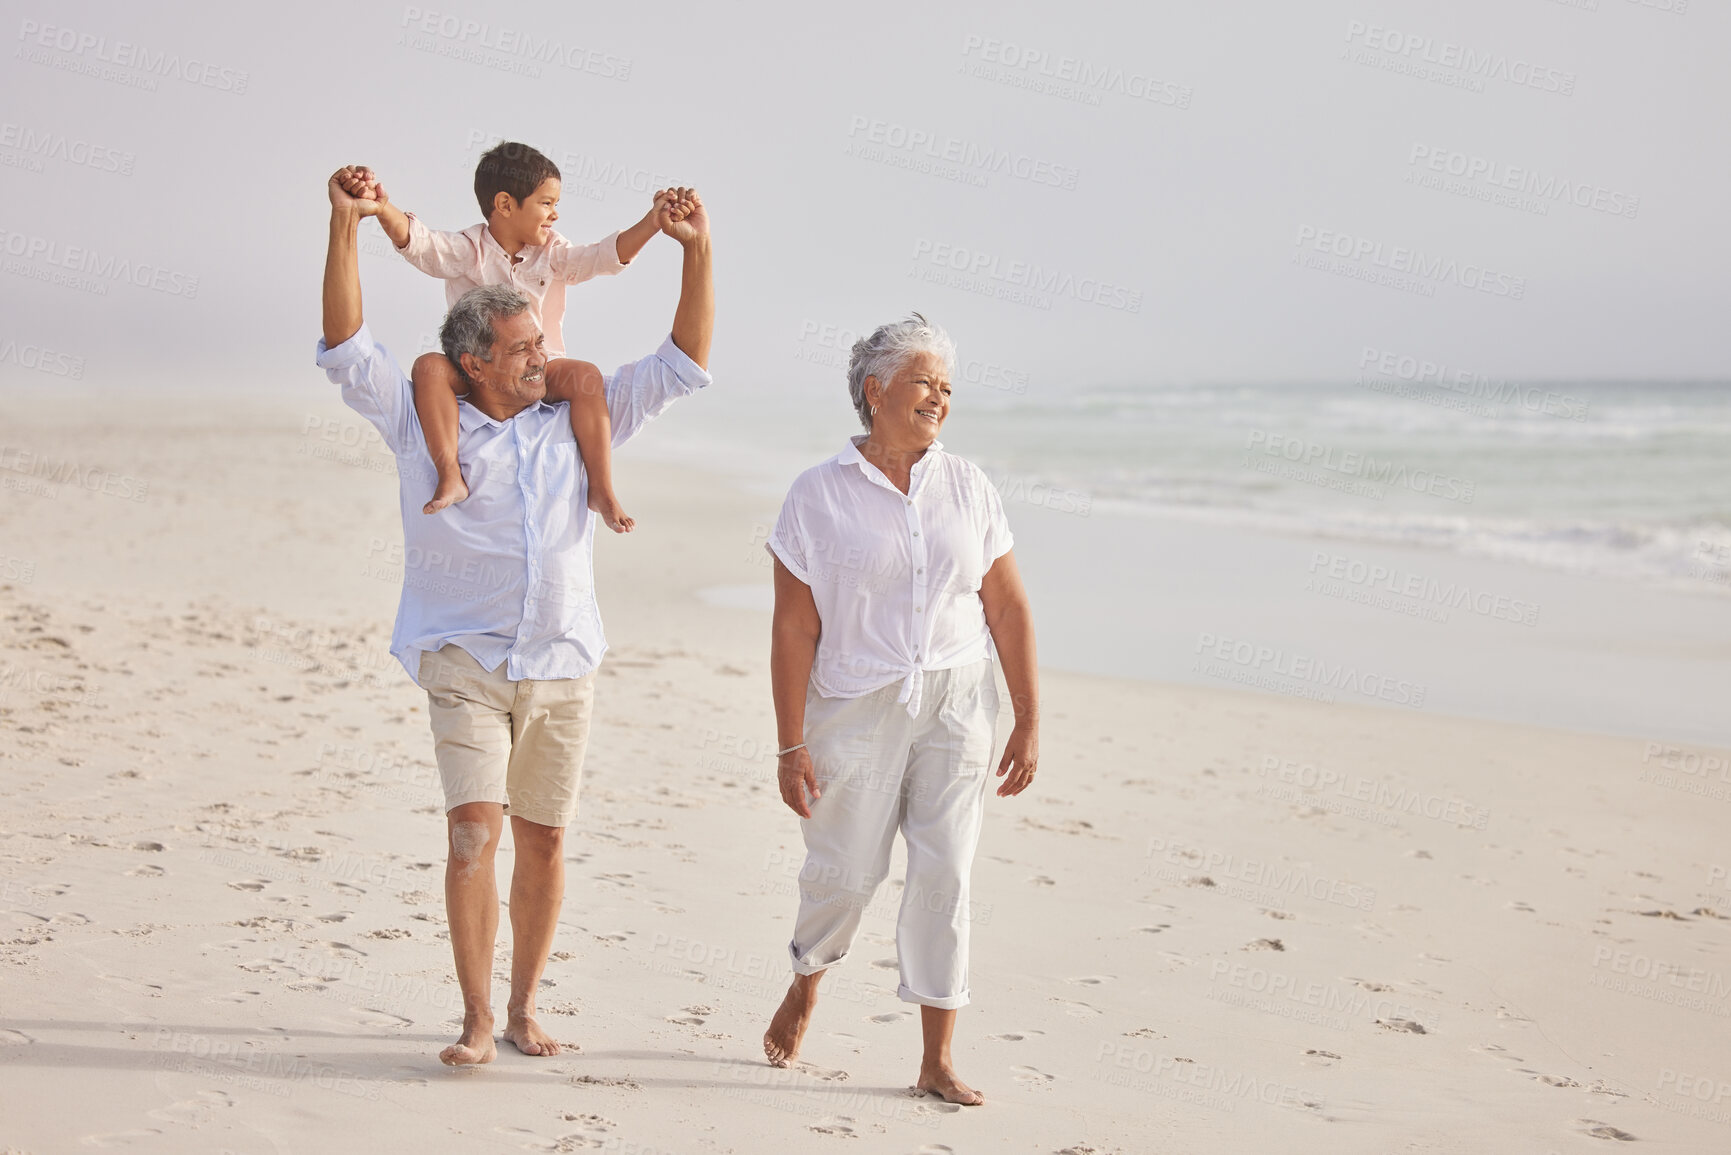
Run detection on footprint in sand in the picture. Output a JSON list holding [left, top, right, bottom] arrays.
[[1136, 924, 1171, 934], [0, 1027, 36, 1045], [1375, 1018, 1427, 1034], [870, 1011, 912, 1024], [987, 1029, 1044, 1042], [796, 1062, 849, 1082], [227, 880, 267, 891], [807, 1116, 857, 1136], [1576, 1119, 1636, 1141], [1067, 975, 1113, 986], [912, 1144, 956, 1153], [81, 1129, 165, 1147], [353, 1008, 413, 1028], [1011, 1064, 1055, 1086], [125, 864, 165, 877], [146, 1090, 234, 1125], [1302, 1049, 1341, 1067], [870, 958, 899, 970], [1049, 998, 1101, 1018], [1028, 875, 1057, 887]]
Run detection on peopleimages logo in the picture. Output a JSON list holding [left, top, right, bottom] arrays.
[[0, 229, 198, 298], [1193, 631, 1427, 709], [1342, 21, 1575, 96], [910, 239, 1143, 313], [15, 19, 250, 93], [1244, 430, 1475, 504], [400, 8, 631, 79], [0, 122, 135, 175], [1406, 145, 1638, 219], [845, 115, 1080, 190], [1294, 225, 1525, 300]]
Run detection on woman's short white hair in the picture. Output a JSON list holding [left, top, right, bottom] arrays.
[[846, 313, 956, 430]]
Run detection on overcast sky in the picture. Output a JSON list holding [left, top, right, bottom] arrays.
[[1, 0, 1725, 405]]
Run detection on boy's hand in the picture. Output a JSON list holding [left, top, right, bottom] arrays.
[[328, 168, 383, 217], [656, 188, 707, 244], [335, 165, 389, 205]]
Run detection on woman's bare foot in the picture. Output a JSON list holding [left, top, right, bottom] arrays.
[[424, 470, 469, 515], [502, 1012, 562, 1056], [588, 489, 635, 533], [763, 974, 820, 1067], [439, 1014, 496, 1066], [916, 1061, 984, 1106]]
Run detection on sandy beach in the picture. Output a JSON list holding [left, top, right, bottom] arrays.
[[2, 389, 1728, 1153]]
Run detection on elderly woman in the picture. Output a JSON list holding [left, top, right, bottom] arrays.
[[760, 314, 1039, 1105]]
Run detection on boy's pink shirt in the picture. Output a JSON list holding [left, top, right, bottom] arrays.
[[396, 215, 627, 357]]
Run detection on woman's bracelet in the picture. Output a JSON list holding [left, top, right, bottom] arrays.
[[777, 743, 807, 757]]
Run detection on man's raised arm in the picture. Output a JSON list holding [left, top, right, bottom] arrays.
[[660, 188, 713, 370], [323, 167, 382, 349]]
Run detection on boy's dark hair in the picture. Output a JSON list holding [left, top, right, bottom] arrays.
[[474, 141, 561, 217]]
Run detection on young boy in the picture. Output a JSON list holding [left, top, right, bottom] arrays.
[[336, 144, 690, 530]]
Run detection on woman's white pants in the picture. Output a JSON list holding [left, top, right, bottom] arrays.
[[787, 659, 999, 1009]]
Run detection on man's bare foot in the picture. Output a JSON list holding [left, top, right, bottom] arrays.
[[424, 472, 469, 515], [588, 489, 635, 533], [439, 1015, 496, 1066], [763, 975, 819, 1068], [916, 1061, 984, 1106], [502, 1012, 562, 1057]]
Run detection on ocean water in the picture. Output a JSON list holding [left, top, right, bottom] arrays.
[[946, 378, 1731, 592], [645, 374, 1731, 594]]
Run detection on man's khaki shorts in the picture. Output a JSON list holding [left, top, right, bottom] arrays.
[[417, 644, 596, 828]]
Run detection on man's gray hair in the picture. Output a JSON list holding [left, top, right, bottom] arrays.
[[846, 313, 957, 430], [440, 284, 532, 383]]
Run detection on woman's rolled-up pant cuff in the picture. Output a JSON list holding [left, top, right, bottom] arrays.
[[789, 942, 847, 976], [898, 983, 970, 1010]]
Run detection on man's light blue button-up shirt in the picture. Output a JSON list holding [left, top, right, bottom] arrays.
[[316, 324, 710, 684]]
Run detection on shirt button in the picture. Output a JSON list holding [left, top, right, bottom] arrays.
[[917, 567, 924, 575], [916, 606, 923, 613], [913, 531, 921, 537]]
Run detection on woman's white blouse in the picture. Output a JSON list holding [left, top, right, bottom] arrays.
[[768, 436, 1014, 714]]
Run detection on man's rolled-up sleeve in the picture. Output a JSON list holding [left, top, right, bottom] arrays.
[[605, 336, 711, 448], [315, 324, 422, 458]]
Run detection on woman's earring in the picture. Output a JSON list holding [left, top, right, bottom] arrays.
[[870, 405, 879, 416]]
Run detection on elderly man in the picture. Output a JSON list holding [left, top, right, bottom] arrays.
[[316, 169, 713, 1065]]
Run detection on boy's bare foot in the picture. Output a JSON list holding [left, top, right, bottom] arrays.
[[915, 1061, 984, 1106], [502, 1012, 562, 1057], [589, 490, 635, 533], [439, 1014, 496, 1066], [424, 472, 469, 515], [763, 975, 819, 1067]]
